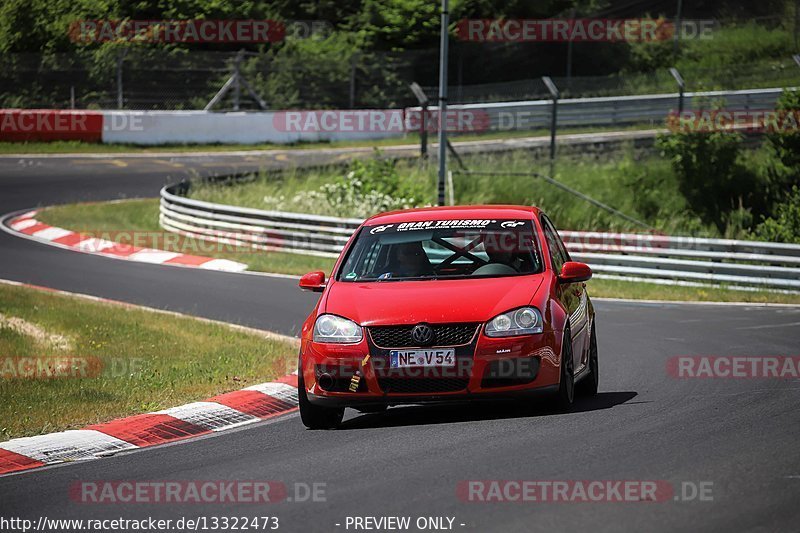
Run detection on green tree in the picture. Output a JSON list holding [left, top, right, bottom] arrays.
[[752, 186, 800, 243], [767, 89, 800, 173], [656, 131, 761, 233]]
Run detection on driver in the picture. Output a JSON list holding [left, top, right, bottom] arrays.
[[485, 246, 520, 272], [390, 241, 433, 278]]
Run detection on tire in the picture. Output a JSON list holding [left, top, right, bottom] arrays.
[[553, 325, 575, 411], [577, 323, 599, 397], [298, 370, 344, 430]]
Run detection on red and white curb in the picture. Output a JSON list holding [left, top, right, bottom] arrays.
[[0, 373, 298, 476], [4, 210, 247, 272]]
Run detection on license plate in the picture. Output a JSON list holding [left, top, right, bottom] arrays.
[[389, 349, 456, 368]]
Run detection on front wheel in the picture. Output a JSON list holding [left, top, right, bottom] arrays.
[[553, 325, 575, 411], [577, 323, 599, 397], [298, 370, 344, 430]]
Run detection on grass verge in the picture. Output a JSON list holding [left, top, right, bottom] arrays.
[[187, 149, 717, 236], [0, 282, 297, 442], [37, 199, 336, 276], [33, 199, 800, 305]]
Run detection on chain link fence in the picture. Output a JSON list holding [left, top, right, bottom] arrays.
[[2, 49, 797, 112], [1, 11, 798, 112], [0, 49, 421, 111], [433, 61, 800, 104]]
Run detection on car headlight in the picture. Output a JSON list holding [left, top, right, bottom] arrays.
[[313, 314, 363, 344], [485, 307, 543, 337]]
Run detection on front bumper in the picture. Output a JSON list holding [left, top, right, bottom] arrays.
[[307, 384, 560, 407], [300, 328, 562, 407]]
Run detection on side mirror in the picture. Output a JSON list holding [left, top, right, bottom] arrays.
[[558, 262, 592, 284], [299, 271, 326, 292]]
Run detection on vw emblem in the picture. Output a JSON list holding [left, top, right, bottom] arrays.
[[411, 324, 434, 346]]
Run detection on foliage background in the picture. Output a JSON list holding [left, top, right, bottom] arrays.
[[0, 0, 796, 108]]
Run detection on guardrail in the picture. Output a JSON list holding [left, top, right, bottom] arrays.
[[160, 184, 800, 292], [160, 183, 362, 257], [410, 87, 788, 131]]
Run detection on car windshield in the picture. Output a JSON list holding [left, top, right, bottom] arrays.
[[337, 219, 543, 282]]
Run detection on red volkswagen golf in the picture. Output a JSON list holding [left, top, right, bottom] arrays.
[[297, 206, 598, 429]]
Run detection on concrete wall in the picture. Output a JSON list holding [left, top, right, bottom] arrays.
[[100, 110, 404, 145]]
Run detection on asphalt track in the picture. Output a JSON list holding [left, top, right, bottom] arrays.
[[0, 149, 799, 532]]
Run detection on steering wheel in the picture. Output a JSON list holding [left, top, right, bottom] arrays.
[[471, 263, 517, 276]]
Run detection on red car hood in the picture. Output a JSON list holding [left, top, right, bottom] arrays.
[[323, 275, 544, 326]]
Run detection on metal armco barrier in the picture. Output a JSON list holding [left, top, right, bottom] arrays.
[[160, 184, 362, 258], [160, 184, 800, 292], [410, 87, 788, 131]]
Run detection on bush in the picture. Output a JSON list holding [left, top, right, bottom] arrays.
[[752, 186, 800, 243], [656, 131, 761, 233], [262, 153, 424, 218], [767, 89, 800, 174]]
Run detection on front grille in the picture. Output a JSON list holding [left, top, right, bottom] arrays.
[[369, 323, 479, 348], [377, 377, 469, 394]]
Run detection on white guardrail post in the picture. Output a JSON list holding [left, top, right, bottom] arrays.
[[160, 184, 800, 292]]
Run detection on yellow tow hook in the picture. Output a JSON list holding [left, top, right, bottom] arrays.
[[349, 354, 371, 392]]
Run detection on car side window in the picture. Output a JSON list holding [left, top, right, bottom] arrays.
[[552, 219, 572, 263], [541, 216, 569, 272]]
